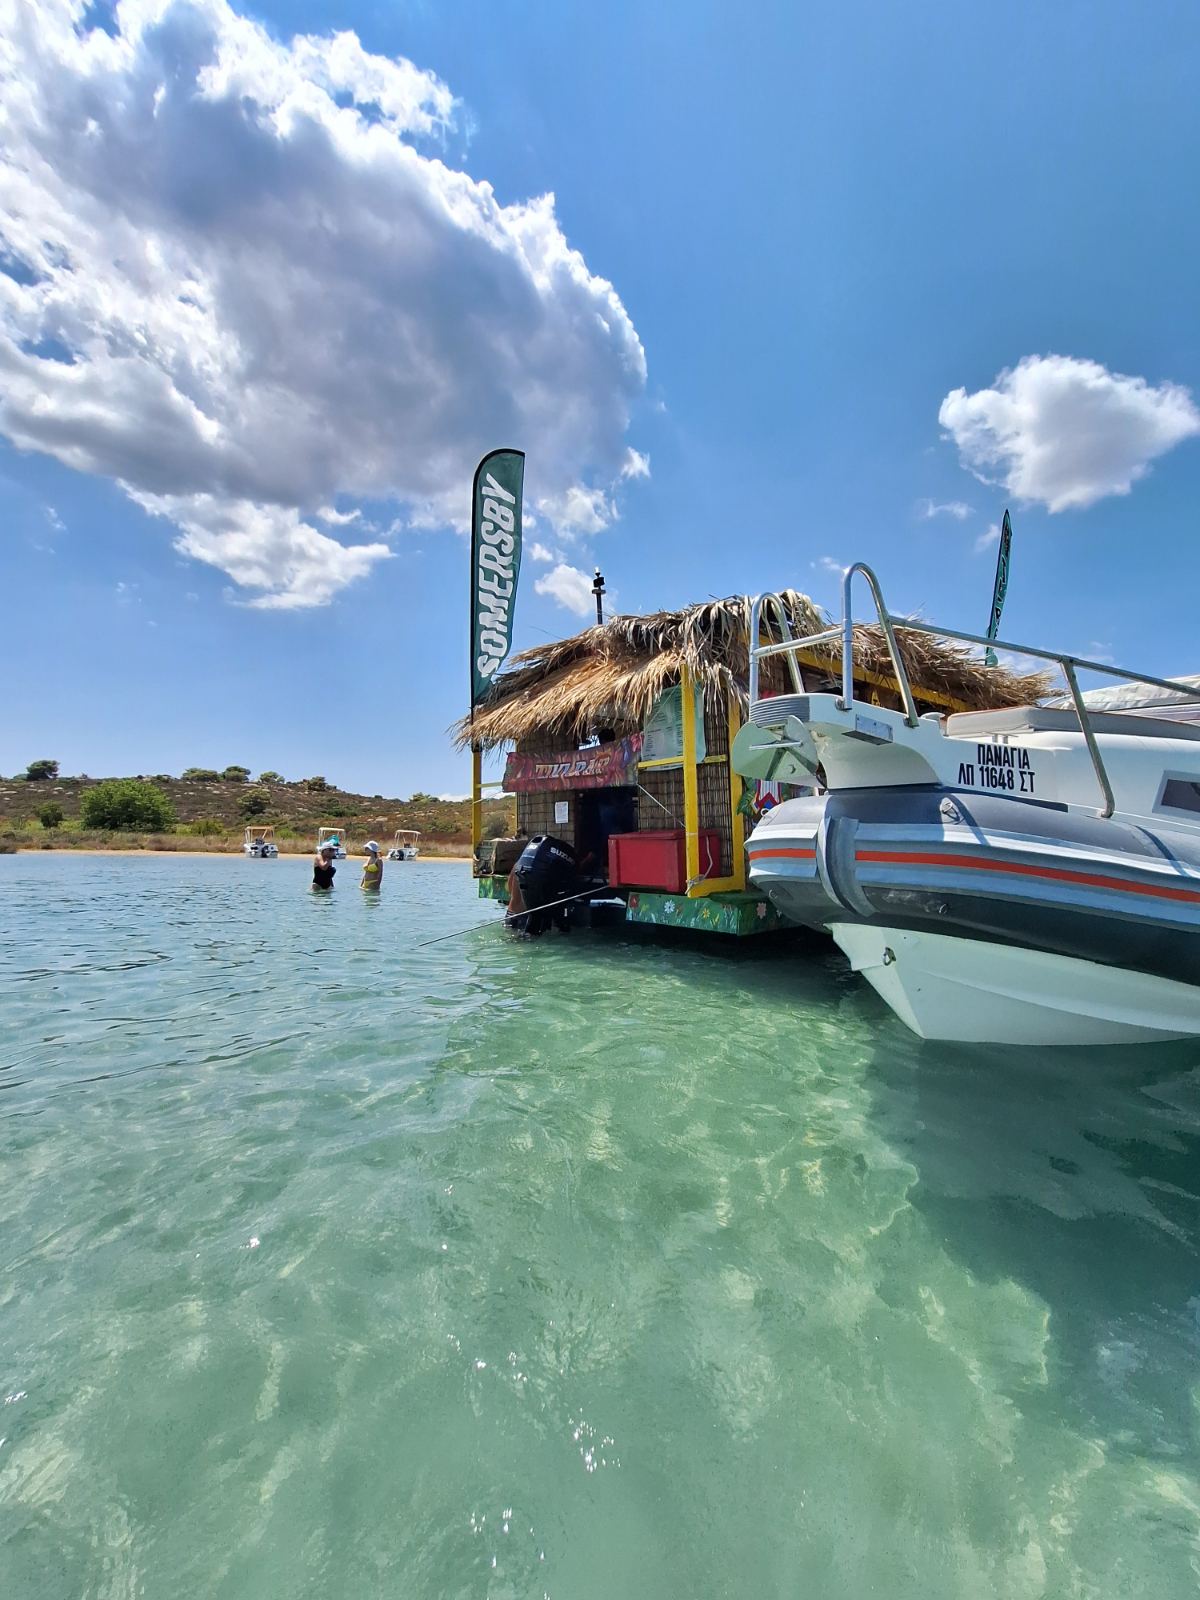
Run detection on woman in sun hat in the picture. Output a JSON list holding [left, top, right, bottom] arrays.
[[313, 841, 337, 891], [360, 840, 384, 892]]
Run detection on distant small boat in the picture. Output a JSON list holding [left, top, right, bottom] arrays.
[[736, 566, 1200, 1046], [387, 830, 420, 861], [243, 826, 278, 859], [317, 827, 347, 859]]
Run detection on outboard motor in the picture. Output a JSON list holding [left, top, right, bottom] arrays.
[[509, 834, 583, 936]]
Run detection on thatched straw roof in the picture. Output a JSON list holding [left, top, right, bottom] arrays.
[[456, 591, 1051, 751]]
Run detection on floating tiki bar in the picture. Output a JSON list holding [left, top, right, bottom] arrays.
[[457, 592, 1048, 936]]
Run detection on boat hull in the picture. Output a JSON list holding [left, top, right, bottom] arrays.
[[746, 787, 1200, 1044], [833, 923, 1200, 1045]]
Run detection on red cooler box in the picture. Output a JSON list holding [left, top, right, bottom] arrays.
[[607, 829, 721, 892]]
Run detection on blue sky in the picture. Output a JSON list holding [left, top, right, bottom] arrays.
[[3, 0, 1198, 795]]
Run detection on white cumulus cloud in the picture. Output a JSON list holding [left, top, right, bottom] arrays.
[[535, 562, 595, 617], [528, 541, 557, 563], [134, 492, 391, 608], [916, 498, 972, 521], [535, 483, 615, 538], [0, 0, 646, 607], [939, 355, 1200, 513], [619, 447, 650, 480]]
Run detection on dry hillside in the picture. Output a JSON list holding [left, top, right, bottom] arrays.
[[0, 771, 514, 852]]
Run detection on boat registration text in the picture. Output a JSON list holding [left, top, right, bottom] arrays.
[[957, 743, 1038, 795]]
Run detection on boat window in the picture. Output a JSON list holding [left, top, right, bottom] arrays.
[[1158, 775, 1200, 816]]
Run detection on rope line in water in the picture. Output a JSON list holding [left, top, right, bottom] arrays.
[[416, 885, 601, 948]]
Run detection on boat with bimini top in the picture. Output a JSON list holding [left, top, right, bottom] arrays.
[[388, 830, 420, 861], [316, 827, 347, 859], [242, 826, 278, 858], [734, 567, 1200, 1046]]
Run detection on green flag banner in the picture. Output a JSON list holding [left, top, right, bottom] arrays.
[[470, 448, 525, 708], [984, 507, 1013, 668]]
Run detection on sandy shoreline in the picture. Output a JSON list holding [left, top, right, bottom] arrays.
[[14, 848, 472, 861]]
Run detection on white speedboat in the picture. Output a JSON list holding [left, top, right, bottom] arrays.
[[243, 826, 279, 859], [316, 827, 347, 859], [387, 830, 420, 861], [735, 567, 1200, 1046]]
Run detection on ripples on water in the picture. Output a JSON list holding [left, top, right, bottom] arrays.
[[2, 854, 1199, 1598]]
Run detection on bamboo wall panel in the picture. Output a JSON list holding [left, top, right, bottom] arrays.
[[516, 789, 575, 843], [510, 689, 740, 877]]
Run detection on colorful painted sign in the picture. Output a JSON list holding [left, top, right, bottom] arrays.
[[503, 735, 642, 792], [625, 889, 788, 935], [471, 448, 525, 707]]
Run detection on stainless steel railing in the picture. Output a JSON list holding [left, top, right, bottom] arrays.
[[749, 562, 1198, 819], [746, 592, 805, 705]]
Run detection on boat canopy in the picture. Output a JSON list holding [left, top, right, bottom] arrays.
[[948, 705, 1200, 743], [1072, 673, 1200, 720]]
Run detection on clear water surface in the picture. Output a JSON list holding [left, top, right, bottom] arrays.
[[2, 853, 1199, 1598]]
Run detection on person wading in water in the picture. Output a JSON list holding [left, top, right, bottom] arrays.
[[313, 842, 337, 890], [360, 840, 384, 893]]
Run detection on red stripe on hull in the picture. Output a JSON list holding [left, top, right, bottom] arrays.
[[856, 848, 1200, 906], [747, 842, 1200, 906]]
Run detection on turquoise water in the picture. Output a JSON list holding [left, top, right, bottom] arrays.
[[3, 854, 1199, 1598]]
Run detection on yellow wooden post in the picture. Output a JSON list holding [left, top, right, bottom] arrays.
[[727, 700, 746, 891], [471, 746, 482, 854], [680, 664, 702, 895]]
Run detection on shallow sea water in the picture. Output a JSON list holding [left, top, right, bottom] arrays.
[[2, 853, 1199, 1599]]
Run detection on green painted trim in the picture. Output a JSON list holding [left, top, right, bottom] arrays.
[[624, 889, 786, 936], [478, 877, 785, 935]]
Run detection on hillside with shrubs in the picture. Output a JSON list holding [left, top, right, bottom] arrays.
[[0, 761, 514, 854]]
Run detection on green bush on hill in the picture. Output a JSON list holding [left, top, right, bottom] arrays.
[[239, 788, 270, 818], [182, 768, 220, 782], [193, 817, 224, 837], [38, 804, 65, 830], [258, 771, 284, 785], [302, 776, 329, 792], [222, 765, 250, 782], [25, 759, 59, 781], [81, 779, 176, 832]]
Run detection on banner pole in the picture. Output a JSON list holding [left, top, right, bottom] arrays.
[[471, 746, 483, 854], [680, 664, 702, 895]]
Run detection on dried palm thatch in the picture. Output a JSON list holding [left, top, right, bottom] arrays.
[[455, 591, 1051, 751]]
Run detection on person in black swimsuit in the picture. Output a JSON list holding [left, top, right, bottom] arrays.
[[313, 843, 337, 890]]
